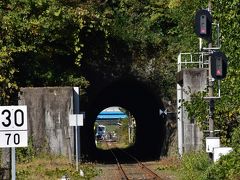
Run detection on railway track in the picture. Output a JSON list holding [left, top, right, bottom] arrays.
[[106, 142, 162, 180]]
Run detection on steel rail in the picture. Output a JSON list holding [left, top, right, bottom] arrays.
[[119, 148, 162, 180], [106, 142, 162, 180], [106, 142, 129, 180]]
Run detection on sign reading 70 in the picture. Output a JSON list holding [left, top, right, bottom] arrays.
[[0, 106, 28, 148]]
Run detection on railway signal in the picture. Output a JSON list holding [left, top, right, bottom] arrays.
[[194, 9, 212, 42], [211, 51, 227, 80]]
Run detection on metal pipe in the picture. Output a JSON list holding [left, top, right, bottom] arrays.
[[208, 0, 214, 137], [11, 148, 16, 180]]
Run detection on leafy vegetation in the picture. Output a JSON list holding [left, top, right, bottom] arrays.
[[178, 151, 212, 180], [0, 0, 100, 103], [176, 127, 240, 180], [203, 126, 240, 180], [16, 137, 35, 163], [0, 0, 181, 105], [115, 118, 132, 148]]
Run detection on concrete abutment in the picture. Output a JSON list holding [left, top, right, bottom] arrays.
[[177, 68, 208, 154]]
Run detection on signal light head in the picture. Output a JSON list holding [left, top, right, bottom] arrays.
[[211, 51, 227, 80], [194, 10, 212, 41], [200, 15, 207, 34]]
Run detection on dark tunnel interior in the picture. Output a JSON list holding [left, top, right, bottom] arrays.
[[80, 79, 166, 162]]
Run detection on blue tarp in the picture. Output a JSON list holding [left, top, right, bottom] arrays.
[[97, 111, 127, 120]]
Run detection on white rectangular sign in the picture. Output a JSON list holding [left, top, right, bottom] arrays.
[[69, 114, 84, 126], [0, 106, 28, 147], [0, 106, 27, 131], [206, 137, 220, 153], [0, 131, 28, 148], [213, 147, 233, 162]]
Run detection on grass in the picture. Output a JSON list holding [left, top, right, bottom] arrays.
[[154, 156, 181, 179], [16, 154, 101, 180], [15, 149, 212, 180]]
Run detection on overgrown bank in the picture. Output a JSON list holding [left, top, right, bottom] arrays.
[[17, 154, 100, 180]]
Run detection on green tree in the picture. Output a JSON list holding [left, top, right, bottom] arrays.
[[0, 0, 110, 101], [96, 0, 182, 98]]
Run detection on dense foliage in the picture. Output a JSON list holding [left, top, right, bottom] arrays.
[[0, 0, 183, 105], [178, 127, 240, 180], [0, 0, 102, 104], [0, 0, 208, 104]]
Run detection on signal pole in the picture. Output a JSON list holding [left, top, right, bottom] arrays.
[[208, 0, 214, 137], [193, 0, 227, 157]]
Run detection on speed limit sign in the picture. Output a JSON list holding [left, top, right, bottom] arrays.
[[0, 106, 28, 147]]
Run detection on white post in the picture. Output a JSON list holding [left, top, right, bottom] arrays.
[[75, 118, 78, 171], [11, 148, 16, 180], [177, 84, 184, 156], [199, 38, 203, 51], [73, 87, 80, 171]]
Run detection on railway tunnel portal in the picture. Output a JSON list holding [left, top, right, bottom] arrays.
[[80, 78, 167, 161]]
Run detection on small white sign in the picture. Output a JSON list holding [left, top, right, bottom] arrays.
[[0, 106, 28, 147], [213, 147, 233, 162], [206, 137, 220, 153], [0, 131, 28, 148], [69, 114, 84, 126]]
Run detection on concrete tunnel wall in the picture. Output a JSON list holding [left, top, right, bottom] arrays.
[[81, 79, 167, 160]]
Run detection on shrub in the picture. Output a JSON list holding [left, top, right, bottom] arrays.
[[179, 151, 212, 180], [16, 137, 35, 163], [203, 149, 240, 180], [203, 127, 240, 180]]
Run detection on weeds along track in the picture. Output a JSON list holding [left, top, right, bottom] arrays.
[[106, 142, 162, 180]]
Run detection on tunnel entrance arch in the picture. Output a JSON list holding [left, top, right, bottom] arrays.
[[81, 79, 166, 161]]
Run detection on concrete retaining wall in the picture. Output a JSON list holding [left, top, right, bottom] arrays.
[[18, 87, 75, 159]]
